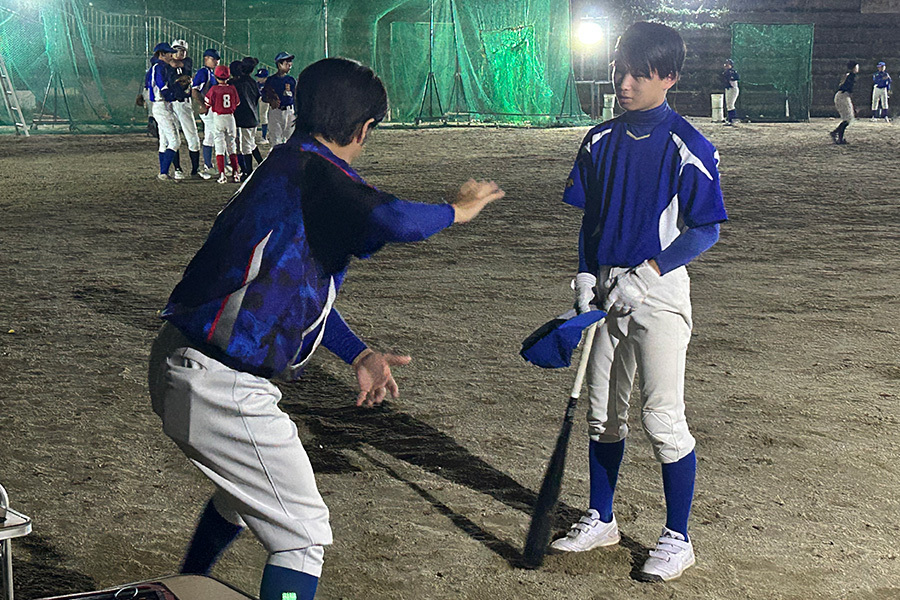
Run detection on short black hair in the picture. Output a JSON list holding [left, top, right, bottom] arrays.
[[229, 60, 244, 77], [614, 21, 686, 80], [847, 60, 858, 71], [293, 58, 388, 146]]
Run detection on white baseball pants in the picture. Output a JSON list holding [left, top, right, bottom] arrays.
[[200, 111, 215, 147], [148, 323, 332, 577], [212, 113, 237, 156], [872, 86, 889, 111], [151, 101, 181, 152], [835, 91, 855, 122], [586, 266, 695, 464], [725, 84, 739, 111], [172, 100, 201, 152], [237, 126, 258, 155], [268, 106, 295, 145], [258, 99, 269, 126]]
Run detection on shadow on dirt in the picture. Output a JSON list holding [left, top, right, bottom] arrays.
[[12, 535, 97, 599]]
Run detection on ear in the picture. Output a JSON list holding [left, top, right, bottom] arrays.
[[355, 118, 377, 144], [661, 73, 679, 91]]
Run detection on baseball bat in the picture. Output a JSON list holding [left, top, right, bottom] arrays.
[[522, 321, 600, 569]]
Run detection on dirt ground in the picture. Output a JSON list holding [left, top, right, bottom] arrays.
[[1, 118, 899, 600]]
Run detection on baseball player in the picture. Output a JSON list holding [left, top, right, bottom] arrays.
[[169, 39, 209, 180], [831, 61, 859, 145], [552, 22, 727, 582], [145, 42, 182, 182], [256, 67, 270, 143], [871, 61, 891, 122], [148, 57, 504, 600], [263, 52, 296, 145], [205, 65, 242, 183], [230, 58, 264, 179], [720, 58, 740, 125], [192, 48, 221, 174]]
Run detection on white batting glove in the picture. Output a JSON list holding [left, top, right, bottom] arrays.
[[573, 272, 598, 314], [603, 261, 659, 314]]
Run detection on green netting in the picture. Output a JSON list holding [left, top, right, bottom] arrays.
[[731, 23, 814, 122], [0, 0, 586, 133]]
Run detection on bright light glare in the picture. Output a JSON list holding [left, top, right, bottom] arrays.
[[577, 21, 604, 46]]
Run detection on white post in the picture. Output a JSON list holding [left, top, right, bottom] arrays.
[[711, 93, 724, 122]]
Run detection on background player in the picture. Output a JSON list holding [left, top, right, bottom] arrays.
[[145, 42, 182, 182], [148, 56, 504, 600], [192, 48, 221, 175], [205, 65, 242, 183], [720, 58, 740, 125], [831, 61, 858, 144], [553, 22, 727, 583], [871, 61, 891, 122], [231, 58, 263, 179], [263, 52, 296, 145], [169, 39, 209, 179], [256, 67, 270, 143]]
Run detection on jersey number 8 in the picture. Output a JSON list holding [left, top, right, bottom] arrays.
[[223, 94, 232, 108]]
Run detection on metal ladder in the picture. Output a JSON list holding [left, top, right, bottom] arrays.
[[0, 44, 30, 137], [0, 483, 32, 600]]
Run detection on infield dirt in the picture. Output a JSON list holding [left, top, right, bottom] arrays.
[[1, 120, 898, 600]]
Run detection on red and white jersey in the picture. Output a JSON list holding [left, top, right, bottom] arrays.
[[205, 84, 240, 115]]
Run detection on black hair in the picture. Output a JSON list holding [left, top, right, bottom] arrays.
[[293, 57, 388, 146], [229, 60, 244, 77], [846, 60, 858, 71], [614, 21, 686, 80]]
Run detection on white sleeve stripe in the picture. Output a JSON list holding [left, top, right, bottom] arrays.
[[590, 128, 613, 148], [670, 131, 714, 181]]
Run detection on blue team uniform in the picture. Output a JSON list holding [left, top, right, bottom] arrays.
[[263, 74, 296, 109], [146, 58, 175, 102], [564, 102, 728, 273], [192, 66, 215, 96], [162, 135, 455, 380]]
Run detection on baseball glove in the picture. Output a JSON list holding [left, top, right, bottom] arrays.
[[175, 74, 192, 92], [264, 87, 281, 109], [135, 93, 145, 108]]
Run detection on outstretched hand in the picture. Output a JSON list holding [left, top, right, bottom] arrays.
[[452, 179, 505, 223], [353, 350, 412, 407]]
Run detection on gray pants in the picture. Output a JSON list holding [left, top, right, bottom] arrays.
[[148, 323, 330, 576]]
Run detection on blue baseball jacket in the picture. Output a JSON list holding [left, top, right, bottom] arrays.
[[162, 135, 456, 380]]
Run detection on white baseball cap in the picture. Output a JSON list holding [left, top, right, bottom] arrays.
[[171, 39, 188, 51]]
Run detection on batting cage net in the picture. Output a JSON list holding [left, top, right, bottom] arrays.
[[731, 23, 814, 122], [0, 0, 586, 133]]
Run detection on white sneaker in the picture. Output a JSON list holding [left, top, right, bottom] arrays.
[[549, 510, 620, 552], [173, 169, 185, 180], [217, 173, 228, 184], [259, 138, 269, 145], [638, 527, 695, 582], [192, 170, 212, 180], [157, 173, 177, 182], [233, 173, 242, 183]]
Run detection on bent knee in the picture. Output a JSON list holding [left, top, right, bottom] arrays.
[[641, 409, 695, 463]]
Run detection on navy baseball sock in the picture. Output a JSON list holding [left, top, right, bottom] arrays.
[[727, 109, 736, 122], [261, 124, 268, 139], [259, 565, 318, 600], [242, 154, 253, 175], [161, 149, 176, 175], [189, 150, 200, 175], [179, 499, 244, 575], [252, 147, 263, 164], [661, 450, 696, 540], [202, 145, 214, 168], [173, 150, 182, 171], [158, 152, 166, 175], [237, 154, 246, 172], [588, 439, 625, 523]]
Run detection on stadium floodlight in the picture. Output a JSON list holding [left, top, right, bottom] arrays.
[[577, 19, 605, 47]]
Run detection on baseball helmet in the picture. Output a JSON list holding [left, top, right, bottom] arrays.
[[275, 52, 295, 63], [153, 42, 176, 54], [214, 65, 230, 80], [255, 68, 269, 78], [171, 39, 188, 51], [203, 48, 221, 60], [878, 61, 886, 67]]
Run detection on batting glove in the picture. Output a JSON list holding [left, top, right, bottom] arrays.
[[603, 261, 659, 314], [573, 272, 598, 314]]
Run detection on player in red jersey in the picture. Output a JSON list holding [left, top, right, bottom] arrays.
[[205, 65, 243, 183]]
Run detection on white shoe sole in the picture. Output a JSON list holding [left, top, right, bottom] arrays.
[[550, 532, 620, 553]]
